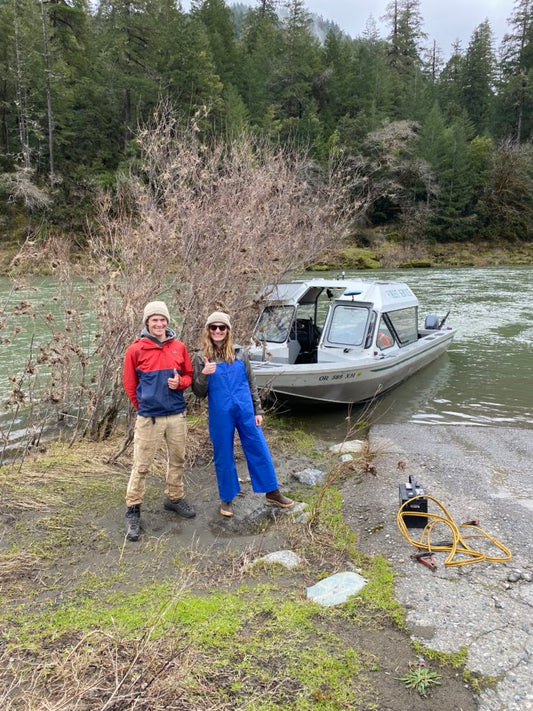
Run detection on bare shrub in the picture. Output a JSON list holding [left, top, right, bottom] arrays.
[[1, 167, 52, 210], [1, 236, 92, 465], [84, 101, 360, 438], [3, 102, 361, 452], [350, 120, 437, 225], [479, 138, 533, 241]]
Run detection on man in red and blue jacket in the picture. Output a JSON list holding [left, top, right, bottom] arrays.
[[123, 301, 195, 541]]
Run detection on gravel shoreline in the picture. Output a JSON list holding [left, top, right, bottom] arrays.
[[342, 424, 533, 711]]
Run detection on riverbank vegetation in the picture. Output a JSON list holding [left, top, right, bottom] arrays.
[[1, 0, 532, 258], [1, 106, 360, 462]]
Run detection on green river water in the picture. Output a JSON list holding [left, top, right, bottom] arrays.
[[1, 266, 532, 454]]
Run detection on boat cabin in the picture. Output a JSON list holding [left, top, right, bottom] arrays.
[[250, 278, 421, 365]]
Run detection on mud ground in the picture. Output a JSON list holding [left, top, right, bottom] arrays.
[[105, 431, 480, 711]]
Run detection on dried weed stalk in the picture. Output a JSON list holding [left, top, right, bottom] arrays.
[[0, 551, 41, 582], [309, 400, 380, 528]]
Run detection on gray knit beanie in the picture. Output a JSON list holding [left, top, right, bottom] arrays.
[[205, 311, 232, 330], [143, 301, 170, 324]]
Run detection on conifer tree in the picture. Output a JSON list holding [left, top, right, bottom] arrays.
[[272, 0, 322, 146], [497, 0, 533, 141], [437, 41, 465, 122], [383, 0, 428, 118], [238, 1, 281, 128], [191, 0, 239, 88], [461, 21, 497, 135]]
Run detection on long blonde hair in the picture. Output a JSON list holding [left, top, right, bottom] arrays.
[[202, 327, 235, 363]]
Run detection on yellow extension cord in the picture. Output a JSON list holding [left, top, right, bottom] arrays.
[[397, 494, 512, 567]]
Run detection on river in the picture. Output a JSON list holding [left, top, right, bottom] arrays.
[[1, 266, 532, 449], [272, 266, 533, 439]]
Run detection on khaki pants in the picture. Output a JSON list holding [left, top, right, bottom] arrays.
[[126, 413, 187, 506]]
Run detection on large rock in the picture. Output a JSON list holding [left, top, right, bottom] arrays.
[[306, 571, 368, 607], [329, 440, 365, 454]]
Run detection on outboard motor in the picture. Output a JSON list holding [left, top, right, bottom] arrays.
[[424, 314, 440, 330]]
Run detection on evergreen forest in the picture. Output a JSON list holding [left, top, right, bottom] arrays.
[[1, 0, 533, 248]]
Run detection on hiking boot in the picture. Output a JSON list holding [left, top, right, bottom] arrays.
[[265, 489, 294, 509], [125, 504, 141, 541], [164, 497, 196, 518], [220, 500, 234, 517]]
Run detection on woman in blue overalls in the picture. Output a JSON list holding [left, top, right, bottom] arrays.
[[192, 311, 294, 518]]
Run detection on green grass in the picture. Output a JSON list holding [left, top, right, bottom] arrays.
[[0, 432, 478, 709], [5, 582, 380, 709]]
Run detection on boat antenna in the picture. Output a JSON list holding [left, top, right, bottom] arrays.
[[438, 311, 450, 329]]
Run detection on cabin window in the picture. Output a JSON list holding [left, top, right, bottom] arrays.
[[326, 306, 369, 346], [387, 307, 418, 345], [254, 306, 295, 343], [377, 317, 394, 349]]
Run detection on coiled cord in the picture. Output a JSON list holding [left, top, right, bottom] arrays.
[[397, 494, 512, 567]]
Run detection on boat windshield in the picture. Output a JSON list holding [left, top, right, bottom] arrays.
[[254, 306, 295, 343], [326, 305, 369, 346]]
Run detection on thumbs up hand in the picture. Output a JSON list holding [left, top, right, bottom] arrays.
[[202, 357, 216, 375], [168, 368, 181, 389]]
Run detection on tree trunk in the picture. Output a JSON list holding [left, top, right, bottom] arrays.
[[39, 0, 55, 183], [12, 0, 31, 169]]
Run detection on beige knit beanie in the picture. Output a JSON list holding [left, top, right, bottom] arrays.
[[143, 301, 170, 325], [205, 311, 232, 329]]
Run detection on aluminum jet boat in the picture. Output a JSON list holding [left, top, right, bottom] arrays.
[[248, 277, 454, 405]]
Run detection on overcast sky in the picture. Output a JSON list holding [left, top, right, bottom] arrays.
[[303, 0, 515, 53], [182, 1, 516, 55]]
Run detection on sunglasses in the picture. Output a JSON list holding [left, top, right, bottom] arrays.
[[208, 324, 228, 332]]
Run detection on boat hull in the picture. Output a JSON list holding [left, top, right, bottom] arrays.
[[251, 330, 454, 405]]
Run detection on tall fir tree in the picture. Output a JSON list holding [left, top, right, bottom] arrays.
[[437, 41, 465, 123], [238, 1, 281, 128], [496, 0, 533, 141], [461, 21, 497, 136], [273, 0, 321, 123], [191, 0, 239, 88], [383, 0, 428, 119]]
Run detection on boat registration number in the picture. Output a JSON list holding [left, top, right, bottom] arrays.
[[318, 371, 359, 382]]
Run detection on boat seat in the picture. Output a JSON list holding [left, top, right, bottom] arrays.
[[295, 319, 319, 363], [296, 319, 314, 351]]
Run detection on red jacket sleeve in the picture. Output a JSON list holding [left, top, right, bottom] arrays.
[[123, 343, 139, 409], [177, 342, 193, 391]]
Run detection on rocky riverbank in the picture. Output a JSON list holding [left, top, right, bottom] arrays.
[[2, 238, 533, 277], [345, 423, 533, 711]]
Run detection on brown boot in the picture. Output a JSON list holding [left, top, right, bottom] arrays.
[[265, 489, 294, 509], [220, 500, 234, 517]]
